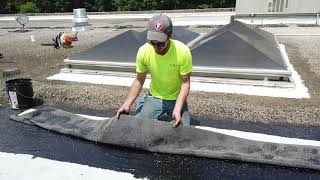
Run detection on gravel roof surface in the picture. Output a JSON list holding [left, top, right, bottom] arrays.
[[1, 20, 320, 126]]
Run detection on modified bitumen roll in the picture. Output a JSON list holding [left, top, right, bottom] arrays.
[[10, 106, 320, 171]]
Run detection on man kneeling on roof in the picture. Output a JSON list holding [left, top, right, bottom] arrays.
[[116, 14, 193, 128]]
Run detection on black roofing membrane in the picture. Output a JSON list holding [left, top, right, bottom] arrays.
[[12, 107, 320, 170], [1, 106, 319, 179]]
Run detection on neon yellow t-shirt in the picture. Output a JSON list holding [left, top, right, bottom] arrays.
[[136, 39, 192, 100]]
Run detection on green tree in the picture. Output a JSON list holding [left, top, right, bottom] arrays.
[[35, 0, 55, 13], [0, 0, 7, 13], [72, 0, 82, 8], [198, 4, 209, 9], [4, 0, 25, 13], [54, 0, 73, 12], [2, 0, 236, 13], [20, 1, 39, 13]]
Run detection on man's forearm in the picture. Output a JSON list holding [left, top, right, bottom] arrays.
[[124, 78, 144, 107], [175, 82, 190, 112]]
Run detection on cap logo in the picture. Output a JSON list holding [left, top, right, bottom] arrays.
[[155, 22, 162, 30]]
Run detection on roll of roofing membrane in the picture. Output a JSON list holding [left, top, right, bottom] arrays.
[[10, 107, 320, 170]]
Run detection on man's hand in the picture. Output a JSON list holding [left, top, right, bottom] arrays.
[[172, 73, 191, 128], [116, 104, 130, 119], [116, 72, 146, 119], [172, 109, 182, 128]]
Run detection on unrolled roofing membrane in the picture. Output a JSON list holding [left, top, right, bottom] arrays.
[[69, 27, 200, 63], [190, 21, 288, 70], [11, 107, 320, 170]]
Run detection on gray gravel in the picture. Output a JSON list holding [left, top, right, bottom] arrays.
[[1, 20, 320, 126]]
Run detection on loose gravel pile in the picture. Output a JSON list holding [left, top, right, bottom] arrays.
[[1, 20, 320, 125]]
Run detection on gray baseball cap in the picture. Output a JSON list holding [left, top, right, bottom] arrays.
[[147, 14, 173, 42]]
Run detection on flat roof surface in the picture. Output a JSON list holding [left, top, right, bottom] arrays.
[[0, 19, 320, 178], [0, 20, 319, 133]]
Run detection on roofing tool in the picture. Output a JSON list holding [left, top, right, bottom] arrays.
[[41, 32, 79, 49], [53, 32, 79, 49]]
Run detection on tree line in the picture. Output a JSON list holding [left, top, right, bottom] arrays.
[[0, 0, 235, 14]]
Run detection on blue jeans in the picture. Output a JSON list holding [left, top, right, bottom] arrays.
[[134, 95, 191, 126]]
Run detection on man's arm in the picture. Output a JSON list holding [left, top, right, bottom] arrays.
[[116, 72, 147, 119], [172, 73, 191, 127]]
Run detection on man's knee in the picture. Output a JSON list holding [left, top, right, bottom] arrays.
[[135, 96, 162, 120]]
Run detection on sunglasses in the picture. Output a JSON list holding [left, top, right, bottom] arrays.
[[147, 40, 166, 48]]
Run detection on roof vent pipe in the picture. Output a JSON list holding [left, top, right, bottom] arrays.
[[72, 8, 92, 32]]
